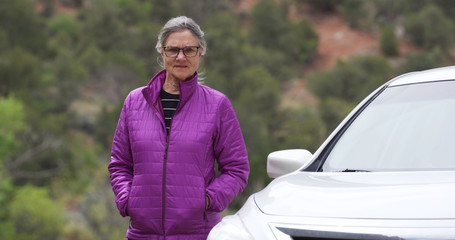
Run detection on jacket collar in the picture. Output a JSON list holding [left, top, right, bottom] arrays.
[[142, 69, 198, 109]]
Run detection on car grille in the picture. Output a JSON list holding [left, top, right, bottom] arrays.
[[277, 227, 404, 240]]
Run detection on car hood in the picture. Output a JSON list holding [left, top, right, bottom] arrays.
[[254, 171, 455, 219]]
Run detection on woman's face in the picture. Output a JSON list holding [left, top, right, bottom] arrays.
[[162, 30, 202, 82]]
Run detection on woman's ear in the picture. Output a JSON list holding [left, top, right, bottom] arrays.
[[157, 56, 164, 68]]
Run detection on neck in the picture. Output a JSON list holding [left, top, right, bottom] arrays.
[[163, 77, 180, 94]]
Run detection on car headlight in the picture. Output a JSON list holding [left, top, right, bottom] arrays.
[[207, 214, 254, 240]]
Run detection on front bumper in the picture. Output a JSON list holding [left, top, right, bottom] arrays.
[[209, 195, 455, 240]]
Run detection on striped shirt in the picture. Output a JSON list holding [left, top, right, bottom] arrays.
[[160, 88, 180, 134]]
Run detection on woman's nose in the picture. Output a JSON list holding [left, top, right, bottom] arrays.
[[176, 50, 186, 60]]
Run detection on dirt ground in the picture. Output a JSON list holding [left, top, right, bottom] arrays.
[[310, 13, 379, 71]]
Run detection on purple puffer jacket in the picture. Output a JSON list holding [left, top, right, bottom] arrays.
[[108, 69, 249, 240]]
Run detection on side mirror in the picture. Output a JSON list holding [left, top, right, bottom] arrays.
[[267, 149, 313, 178]]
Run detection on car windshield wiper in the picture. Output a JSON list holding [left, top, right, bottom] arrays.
[[340, 169, 371, 172]]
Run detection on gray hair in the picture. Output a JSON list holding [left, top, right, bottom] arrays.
[[156, 16, 207, 56]]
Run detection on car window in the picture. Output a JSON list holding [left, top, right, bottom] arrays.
[[323, 80, 455, 172]]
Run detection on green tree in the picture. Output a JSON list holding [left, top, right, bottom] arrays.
[[373, 0, 406, 23], [233, 66, 281, 185], [247, 0, 317, 78], [150, 0, 177, 23], [399, 0, 455, 21], [399, 0, 432, 13], [249, 0, 294, 56], [39, 0, 55, 18], [241, 44, 296, 83], [114, 0, 150, 26], [0, 97, 26, 163], [79, 0, 127, 51], [78, 44, 106, 75], [277, 106, 325, 153], [95, 103, 123, 148], [173, 0, 234, 24], [297, 0, 339, 12], [9, 185, 65, 240], [234, 65, 281, 121], [79, 184, 129, 240], [0, 97, 25, 239], [340, 0, 372, 30], [404, 4, 455, 50], [308, 56, 392, 102], [0, 29, 7, 52], [293, 19, 319, 63], [125, 22, 161, 69], [307, 56, 392, 131], [0, 48, 40, 97], [0, 0, 48, 56], [52, 131, 101, 195], [380, 24, 398, 56], [400, 47, 446, 73], [204, 11, 245, 95], [39, 48, 87, 113], [0, 178, 14, 240], [47, 14, 79, 40], [432, 0, 455, 21]]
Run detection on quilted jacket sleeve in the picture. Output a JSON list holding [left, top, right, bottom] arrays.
[[206, 96, 250, 212], [108, 94, 134, 217]]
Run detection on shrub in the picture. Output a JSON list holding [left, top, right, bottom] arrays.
[[404, 4, 454, 50], [9, 185, 65, 240], [380, 25, 398, 56]]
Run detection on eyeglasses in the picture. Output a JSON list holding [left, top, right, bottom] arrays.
[[162, 46, 200, 58]]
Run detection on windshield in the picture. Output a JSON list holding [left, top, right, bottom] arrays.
[[323, 80, 455, 172]]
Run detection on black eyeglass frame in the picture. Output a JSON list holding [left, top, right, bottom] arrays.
[[162, 46, 201, 58]]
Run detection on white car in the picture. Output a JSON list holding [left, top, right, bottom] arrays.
[[208, 66, 455, 240]]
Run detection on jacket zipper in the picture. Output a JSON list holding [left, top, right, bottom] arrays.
[[204, 182, 208, 221], [162, 86, 182, 238], [155, 92, 168, 239], [162, 133, 169, 239]]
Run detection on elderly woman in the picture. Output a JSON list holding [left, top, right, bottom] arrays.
[[108, 16, 250, 240]]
